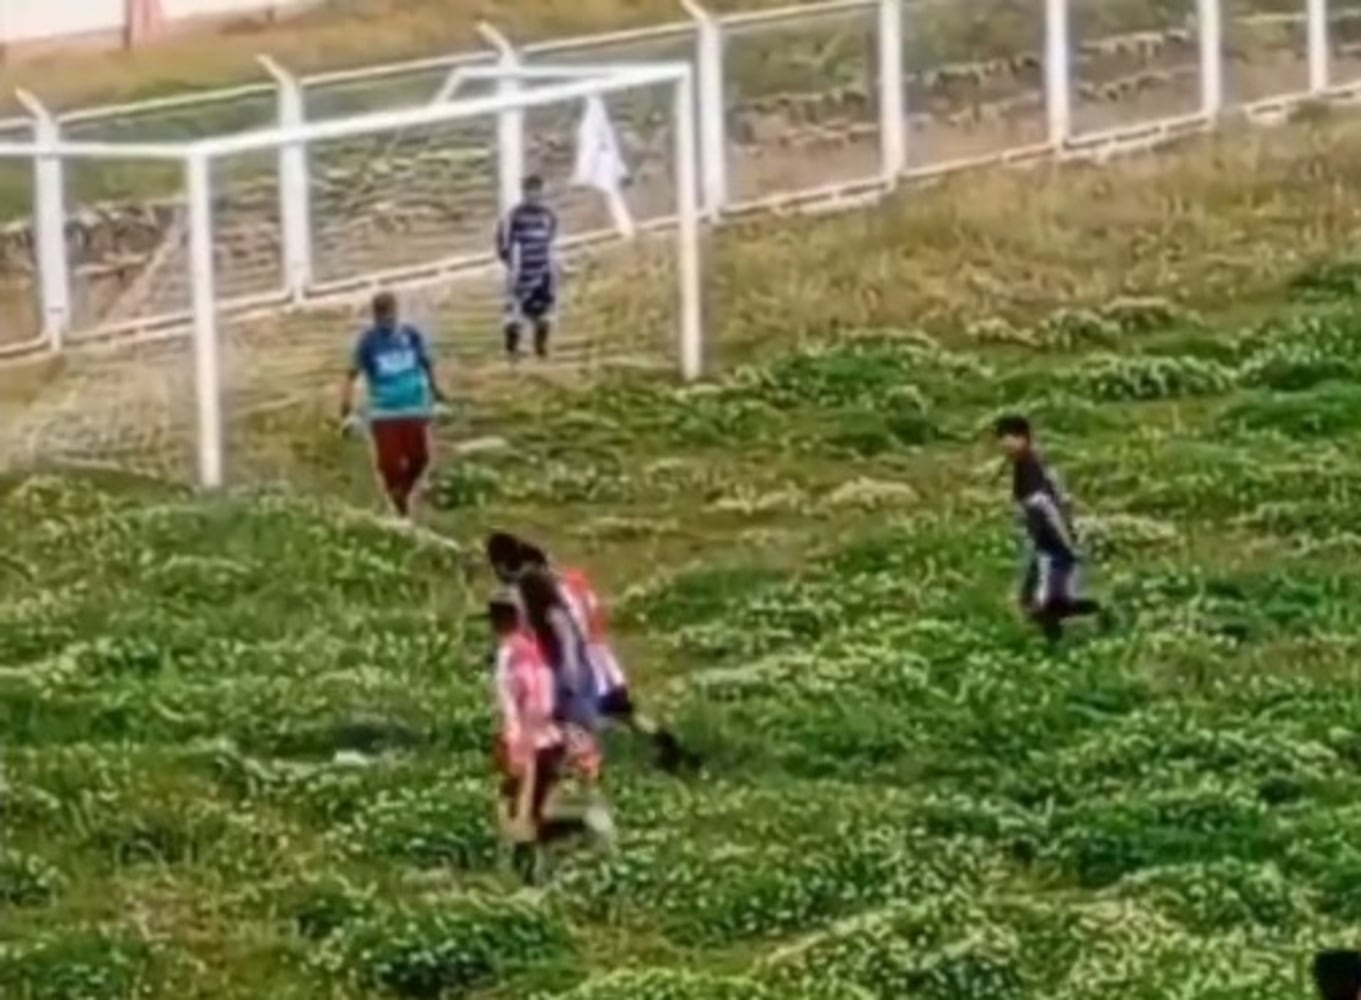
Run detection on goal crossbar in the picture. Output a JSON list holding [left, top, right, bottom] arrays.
[[183, 59, 701, 490], [195, 62, 689, 159], [0, 62, 690, 163]]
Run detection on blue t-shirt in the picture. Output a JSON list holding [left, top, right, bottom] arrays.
[[352, 323, 433, 421]]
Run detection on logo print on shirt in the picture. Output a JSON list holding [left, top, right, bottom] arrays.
[[375, 348, 417, 376]]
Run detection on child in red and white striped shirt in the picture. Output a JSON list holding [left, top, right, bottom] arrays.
[[497, 534, 699, 775], [490, 596, 570, 847], [488, 596, 615, 883]]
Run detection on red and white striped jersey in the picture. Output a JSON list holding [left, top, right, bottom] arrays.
[[557, 567, 628, 694], [492, 631, 561, 771], [557, 567, 606, 643]]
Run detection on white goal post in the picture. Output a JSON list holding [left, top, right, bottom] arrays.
[[0, 61, 702, 490]]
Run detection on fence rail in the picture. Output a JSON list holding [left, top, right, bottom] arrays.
[[2, 0, 1361, 359], [0, 0, 312, 47]]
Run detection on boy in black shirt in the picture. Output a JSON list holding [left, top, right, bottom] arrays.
[[994, 414, 1109, 645]]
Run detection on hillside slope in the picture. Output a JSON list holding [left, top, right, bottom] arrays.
[[8, 119, 1361, 992]]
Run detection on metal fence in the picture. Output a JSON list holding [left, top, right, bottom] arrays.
[[2, 0, 1361, 359]]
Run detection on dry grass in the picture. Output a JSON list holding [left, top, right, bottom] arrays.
[[5, 110, 1360, 481], [712, 113, 1361, 354], [0, 0, 1274, 114], [0, 0, 799, 113]]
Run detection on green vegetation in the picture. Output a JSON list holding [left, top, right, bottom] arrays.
[[9, 183, 1361, 994], [10, 107, 1361, 999]]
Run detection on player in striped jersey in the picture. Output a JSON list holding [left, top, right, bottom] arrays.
[[515, 570, 617, 838], [495, 175, 559, 361], [486, 531, 699, 772], [489, 596, 611, 884], [995, 414, 1111, 645], [516, 540, 700, 774]]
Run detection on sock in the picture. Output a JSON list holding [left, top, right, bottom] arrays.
[[504, 322, 522, 356], [534, 320, 551, 358], [1037, 612, 1063, 644]]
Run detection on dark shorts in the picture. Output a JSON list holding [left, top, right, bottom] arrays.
[[598, 686, 635, 722], [369, 417, 430, 494], [497, 742, 566, 822], [506, 273, 556, 323], [1021, 555, 1082, 612]]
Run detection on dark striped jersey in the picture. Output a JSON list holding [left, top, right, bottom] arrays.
[[1012, 450, 1079, 562], [495, 201, 558, 292]]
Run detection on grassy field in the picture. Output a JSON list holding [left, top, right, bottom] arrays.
[[0, 0, 1188, 111], [0, 0, 1336, 356], [6, 110, 1361, 997], [0, 0, 809, 113]]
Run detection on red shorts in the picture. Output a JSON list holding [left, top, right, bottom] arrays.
[[369, 417, 430, 495]]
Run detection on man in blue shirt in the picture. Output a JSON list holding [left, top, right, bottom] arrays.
[[341, 291, 447, 519], [496, 174, 559, 360]]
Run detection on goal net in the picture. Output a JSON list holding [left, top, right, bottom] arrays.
[[0, 60, 701, 488]]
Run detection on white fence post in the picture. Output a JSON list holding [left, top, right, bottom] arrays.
[[673, 69, 702, 381], [478, 21, 524, 220], [1199, 0, 1223, 116], [1044, 0, 1071, 146], [878, 0, 907, 179], [681, 0, 728, 218], [258, 56, 312, 301], [186, 151, 224, 490], [15, 90, 70, 350], [1307, 0, 1329, 93]]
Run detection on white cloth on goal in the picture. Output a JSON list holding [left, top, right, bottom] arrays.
[[573, 96, 635, 239]]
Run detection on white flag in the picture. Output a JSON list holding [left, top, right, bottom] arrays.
[[573, 96, 635, 238]]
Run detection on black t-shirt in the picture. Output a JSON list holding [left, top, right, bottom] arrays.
[[1012, 450, 1078, 561]]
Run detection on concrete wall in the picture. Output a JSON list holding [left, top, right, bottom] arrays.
[[0, 0, 312, 47]]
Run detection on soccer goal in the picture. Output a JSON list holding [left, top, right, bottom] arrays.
[[0, 60, 702, 489]]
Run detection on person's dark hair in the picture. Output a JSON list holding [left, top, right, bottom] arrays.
[[993, 414, 1031, 440], [519, 543, 549, 569], [1314, 951, 1361, 1000], [523, 174, 544, 195], [372, 290, 397, 325], [518, 568, 564, 669], [486, 532, 526, 572], [488, 597, 520, 635]]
